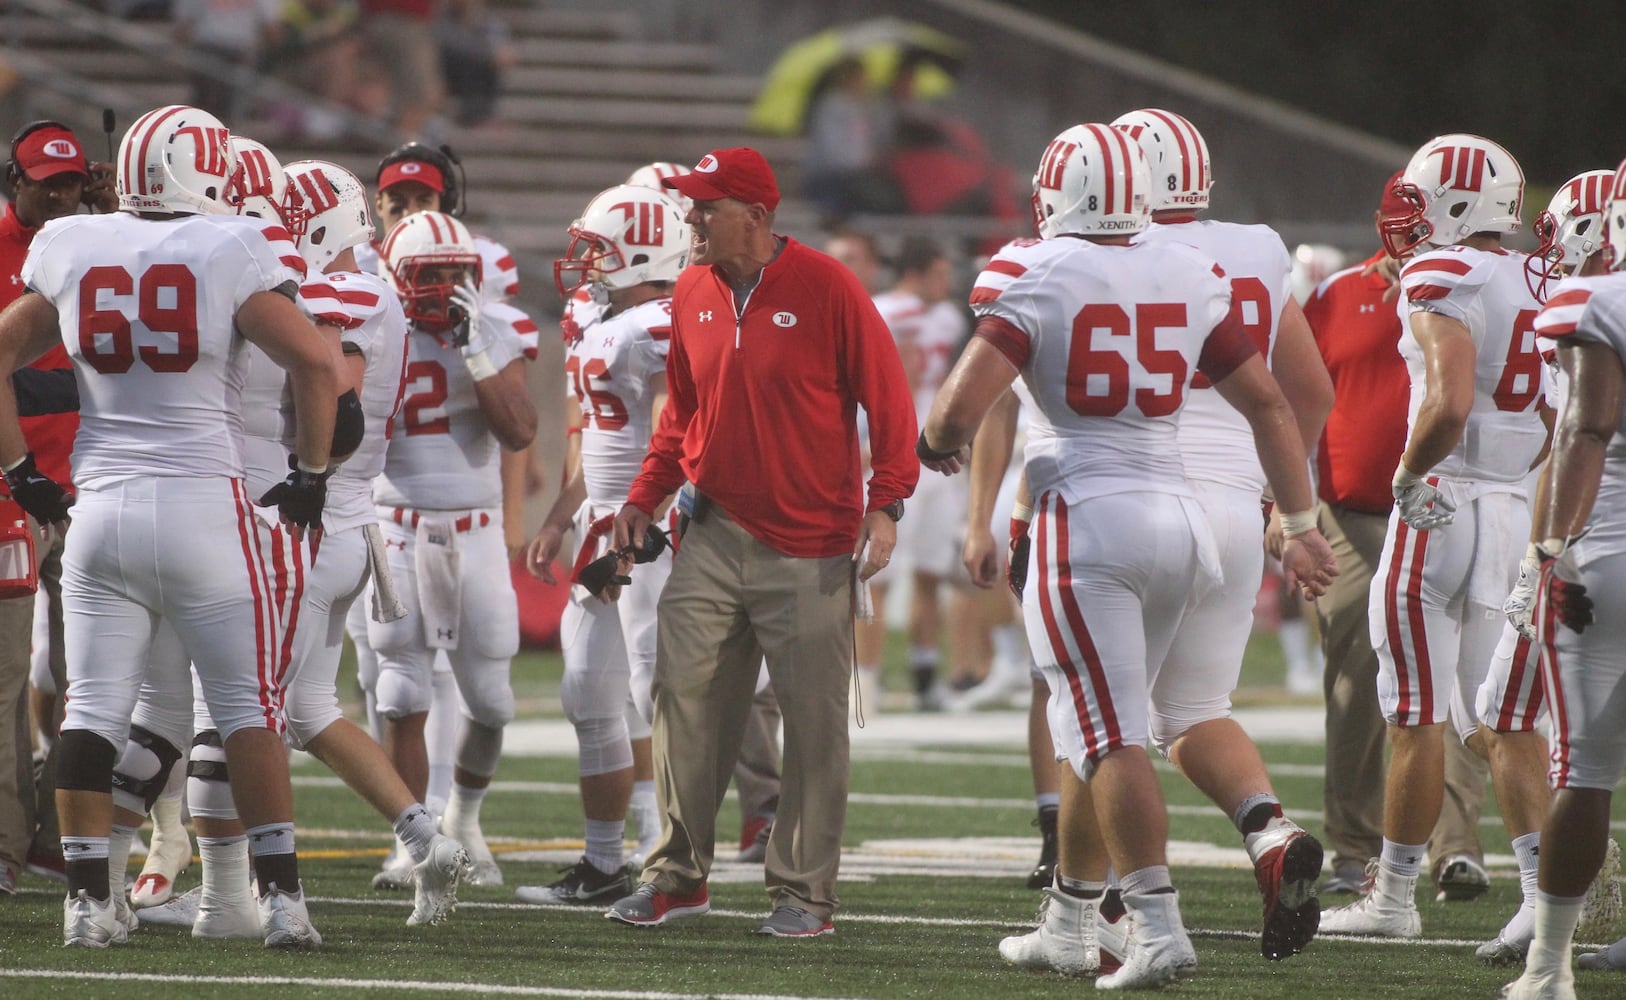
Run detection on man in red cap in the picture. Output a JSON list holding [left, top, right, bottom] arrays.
[[608, 147, 917, 937], [0, 120, 115, 895], [1305, 170, 1490, 900]]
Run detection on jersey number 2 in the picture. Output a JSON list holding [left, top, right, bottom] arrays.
[[78, 264, 199, 374], [402, 360, 450, 435]]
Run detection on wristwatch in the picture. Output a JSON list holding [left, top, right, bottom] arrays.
[[880, 499, 905, 522]]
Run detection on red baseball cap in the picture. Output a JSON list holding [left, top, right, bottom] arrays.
[[14, 126, 88, 182], [1379, 170, 1411, 217], [379, 158, 446, 193], [665, 147, 780, 210]]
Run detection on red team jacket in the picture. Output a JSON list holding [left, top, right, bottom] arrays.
[[627, 237, 919, 559], [0, 203, 78, 485]]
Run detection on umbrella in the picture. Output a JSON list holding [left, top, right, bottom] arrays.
[[749, 18, 965, 136]]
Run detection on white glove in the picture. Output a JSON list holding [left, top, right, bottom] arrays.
[[1503, 543, 1542, 640], [1392, 466, 1455, 530], [450, 280, 489, 355]]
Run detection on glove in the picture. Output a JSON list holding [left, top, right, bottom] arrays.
[[448, 280, 488, 354], [628, 524, 668, 565], [2, 452, 72, 524], [1541, 547, 1594, 634], [257, 458, 329, 532], [1392, 466, 1455, 530], [1007, 516, 1031, 602], [576, 551, 631, 597], [1503, 544, 1542, 639]]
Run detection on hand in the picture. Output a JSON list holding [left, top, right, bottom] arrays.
[[1263, 507, 1286, 560], [1008, 522, 1031, 602], [449, 279, 488, 353], [916, 432, 968, 475], [613, 503, 652, 555], [257, 462, 328, 541], [1279, 528, 1340, 600], [526, 523, 565, 584], [1392, 468, 1455, 530], [83, 161, 119, 214], [1503, 544, 1542, 639], [1362, 254, 1403, 304], [2, 453, 72, 526], [853, 510, 896, 582], [1541, 549, 1594, 634], [576, 549, 632, 602], [962, 527, 1000, 589]]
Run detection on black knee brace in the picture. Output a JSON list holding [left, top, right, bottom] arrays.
[[57, 729, 117, 792], [186, 729, 229, 783], [110, 724, 185, 812]]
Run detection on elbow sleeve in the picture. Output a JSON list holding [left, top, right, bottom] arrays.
[[331, 389, 365, 458]]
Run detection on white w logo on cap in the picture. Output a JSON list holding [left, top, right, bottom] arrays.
[[695, 155, 719, 173]]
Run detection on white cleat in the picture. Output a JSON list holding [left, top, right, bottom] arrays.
[[467, 858, 503, 887], [1317, 862, 1421, 939], [442, 820, 502, 886], [372, 838, 413, 891], [408, 835, 472, 927], [1477, 901, 1534, 966], [136, 885, 200, 928], [194, 888, 263, 940], [131, 796, 192, 909], [63, 890, 127, 948], [999, 887, 1100, 976], [1095, 891, 1197, 991], [1502, 968, 1577, 1000], [1579, 838, 1622, 944], [114, 892, 139, 936], [258, 884, 321, 950]]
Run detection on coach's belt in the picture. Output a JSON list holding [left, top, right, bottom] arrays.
[[386, 507, 492, 532]]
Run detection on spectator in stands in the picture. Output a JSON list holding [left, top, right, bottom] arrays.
[[261, 0, 365, 137], [359, 0, 444, 139], [437, 0, 515, 128], [801, 57, 901, 221], [171, 0, 281, 122]]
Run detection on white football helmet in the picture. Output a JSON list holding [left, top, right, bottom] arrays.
[[1608, 159, 1626, 273], [627, 161, 694, 213], [116, 105, 234, 215], [1030, 123, 1150, 239], [554, 184, 691, 298], [381, 211, 480, 331], [283, 160, 375, 273], [1382, 133, 1524, 259], [1527, 169, 1612, 300], [1110, 108, 1213, 212], [227, 136, 290, 228]]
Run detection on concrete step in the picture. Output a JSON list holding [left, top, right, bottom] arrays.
[[495, 95, 748, 130], [494, 5, 639, 39], [504, 66, 763, 102], [513, 38, 719, 71], [438, 126, 803, 165], [70, 51, 187, 82]]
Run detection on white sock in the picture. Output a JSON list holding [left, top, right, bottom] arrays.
[[1380, 839, 1426, 878], [107, 823, 137, 898], [1279, 619, 1313, 676], [393, 804, 438, 865], [443, 783, 488, 841], [1512, 832, 1541, 903], [584, 819, 624, 875], [199, 835, 252, 908], [1527, 891, 1584, 978], [629, 781, 657, 822], [991, 625, 1026, 674]]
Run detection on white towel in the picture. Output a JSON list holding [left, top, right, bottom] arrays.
[[414, 517, 462, 649], [363, 523, 407, 624]]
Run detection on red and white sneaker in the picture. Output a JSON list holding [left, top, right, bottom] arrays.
[[1245, 818, 1324, 960], [605, 881, 710, 927]]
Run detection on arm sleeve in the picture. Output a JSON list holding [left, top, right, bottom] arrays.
[[12, 368, 78, 417], [972, 314, 1031, 369], [626, 294, 693, 513], [1197, 293, 1261, 384], [843, 274, 919, 509]]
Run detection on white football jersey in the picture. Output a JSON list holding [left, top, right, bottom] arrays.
[[569, 296, 671, 505], [357, 232, 518, 303], [1537, 273, 1626, 552], [22, 212, 304, 489], [313, 271, 409, 532], [1137, 219, 1292, 492], [1398, 246, 1547, 486], [374, 301, 539, 510], [970, 237, 1239, 504]]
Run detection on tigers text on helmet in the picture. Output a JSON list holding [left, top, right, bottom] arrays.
[[1526, 169, 1612, 301], [227, 135, 294, 230], [1381, 133, 1524, 260], [1029, 123, 1150, 239], [554, 184, 691, 298], [382, 211, 480, 331], [116, 105, 234, 216], [627, 161, 694, 213], [1109, 108, 1212, 212], [284, 160, 375, 273]]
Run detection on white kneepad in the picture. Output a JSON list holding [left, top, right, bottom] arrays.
[[574, 714, 633, 778]]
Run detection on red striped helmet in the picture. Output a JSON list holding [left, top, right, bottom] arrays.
[[627, 161, 694, 213], [381, 211, 479, 330], [1110, 108, 1213, 212], [1382, 133, 1523, 259], [284, 160, 374, 273], [1030, 123, 1150, 239], [1608, 159, 1626, 273], [116, 105, 234, 216], [1526, 169, 1612, 300], [226, 135, 292, 229], [555, 184, 691, 298]]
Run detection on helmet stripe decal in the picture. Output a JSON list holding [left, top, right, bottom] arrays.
[[123, 106, 168, 197], [134, 105, 186, 196], [1146, 109, 1192, 193], [1088, 125, 1115, 218], [1106, 123, 1136, 214]]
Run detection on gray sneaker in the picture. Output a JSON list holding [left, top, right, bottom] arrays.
[[754, 904, 833, 938], [605, 881, 710, 927]]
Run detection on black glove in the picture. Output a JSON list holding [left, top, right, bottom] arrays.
[[576, 551, 632, 597], [1008, 532, 1030, 602], [3, 452, 72, 524], [629, 524, 668, 564], [1543, 557, 1595, 634], [257, 458, 329, 531]]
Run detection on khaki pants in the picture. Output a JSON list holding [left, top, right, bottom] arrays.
[[1, 526, 63, 871], [643, 510, 852, 920], [734, 683, 781, 823], [1316, 503, 1487, 872]]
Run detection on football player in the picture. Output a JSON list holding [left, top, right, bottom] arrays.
[[368, 211, 537, 888], [515, 183, 688, 905], [0, 105, 336, 948], [1319, 135, 1552, 947], [1500, 155, 1626, 1000], [1114, 107, 1334, 961], [923, 123, 1335, 988]]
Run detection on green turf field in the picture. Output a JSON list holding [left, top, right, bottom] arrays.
[[2, 635, 1624, 998]]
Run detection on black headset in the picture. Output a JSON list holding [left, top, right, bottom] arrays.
[[4, 120, 76, 189], [375, 142, 467, 217]]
